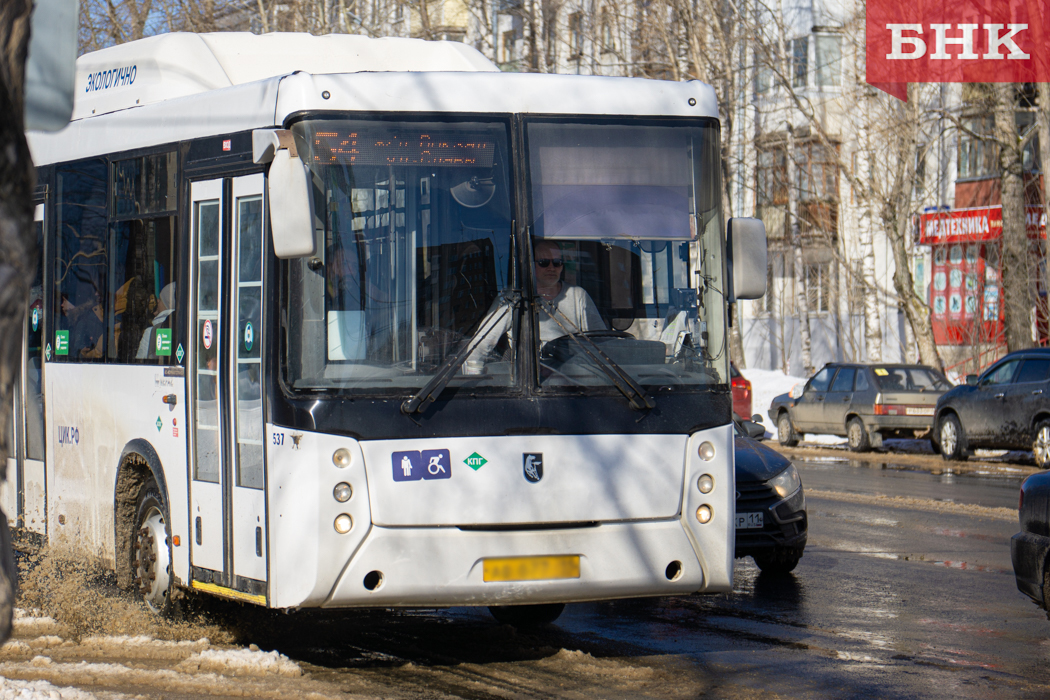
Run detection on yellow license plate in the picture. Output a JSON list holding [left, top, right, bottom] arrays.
[[483, 555, 581, 582]]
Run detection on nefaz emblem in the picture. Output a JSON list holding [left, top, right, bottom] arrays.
[[523, 453, 543, 483], [392, 449, 452, 482]]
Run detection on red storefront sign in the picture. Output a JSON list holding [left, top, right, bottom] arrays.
[[918, 205, 1045, 245], [918, 206, 1046, 346]]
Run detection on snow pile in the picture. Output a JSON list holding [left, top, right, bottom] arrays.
[[0, 676, 102, 699], [736, 366, 846, 444], [176, 648, 302, 677], [741, 367, 806, 420]]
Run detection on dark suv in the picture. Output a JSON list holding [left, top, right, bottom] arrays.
[[935, 348, 1050, 465]]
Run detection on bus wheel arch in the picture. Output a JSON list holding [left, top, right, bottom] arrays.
[[113, 440, 170, 593]]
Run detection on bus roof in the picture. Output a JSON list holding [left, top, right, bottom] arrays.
[[29, 32, 718, 166], [72, 32, 498, 120]]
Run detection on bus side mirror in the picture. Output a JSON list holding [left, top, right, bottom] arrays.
[[253, 129, 317, 259], [726, 217, 767, 301]]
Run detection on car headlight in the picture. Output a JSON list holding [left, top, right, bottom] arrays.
[[768, 464, 801, 498]]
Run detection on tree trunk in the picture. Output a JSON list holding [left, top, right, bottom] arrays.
[[1037, 83, 1050, 339], [994, 83, 1033, 351], [0, 0, 37, 645], [787, 127, 812, 374], [856, 146, 882, 362], [886, 86, 942, 370]]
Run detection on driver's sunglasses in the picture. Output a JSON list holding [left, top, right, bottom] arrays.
[[535, 258, 563, 268]]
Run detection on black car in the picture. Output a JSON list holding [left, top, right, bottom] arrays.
[[1011, 471, 1050, 608], [734, 418, 808, 573], [934, 348, 1050, 465]]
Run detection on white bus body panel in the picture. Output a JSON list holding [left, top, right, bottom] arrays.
[[267, 424, 733, 609], [360, 435, 686, 526], [45, 364, 190, 585]]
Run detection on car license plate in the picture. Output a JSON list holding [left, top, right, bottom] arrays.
[[482, 555, 581, 582], [906, 407, 935, 416], [736, 512, 763, 529]]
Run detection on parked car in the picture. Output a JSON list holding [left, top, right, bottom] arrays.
[[731, 362, 753, 420], [934, 348, 1050, 465], [1011, 471, 1050, 608], [734, 416, 807, 574], [769, 363, 952, 452]]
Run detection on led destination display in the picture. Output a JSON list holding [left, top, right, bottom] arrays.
[[311, 130, 496, 168]]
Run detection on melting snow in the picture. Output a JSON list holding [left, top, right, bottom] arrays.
[[0, 675, 103, 699], [176, 648, 302, 677]]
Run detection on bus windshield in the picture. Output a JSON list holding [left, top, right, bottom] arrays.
[[524, 120, 727, 390], [283, 116, 727, 395], [285, 118, 516, 391]]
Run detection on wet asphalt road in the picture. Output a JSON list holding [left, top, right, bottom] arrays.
[[253, 457, 1050, 699]]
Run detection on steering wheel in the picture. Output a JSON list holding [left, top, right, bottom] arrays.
[[540, 329, 635, 361]]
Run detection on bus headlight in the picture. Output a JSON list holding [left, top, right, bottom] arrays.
[[333, 448, 352, 468], [698, 442, 715, 461], [696, 505, 712, 524], [333, 482, 352, 502], [334, 514, 353, 534], [697, 474, 714, 493]]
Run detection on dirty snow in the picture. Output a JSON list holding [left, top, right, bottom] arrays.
[[0, 675, 107, 699], [176, 647, 302, 677]]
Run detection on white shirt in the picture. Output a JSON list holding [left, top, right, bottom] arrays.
[[468, 285, 605, 364]]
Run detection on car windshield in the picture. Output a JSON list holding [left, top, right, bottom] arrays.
[[284, 117, 515, 391], [524, 119, 727, 390], [873, 367, 951, 391]]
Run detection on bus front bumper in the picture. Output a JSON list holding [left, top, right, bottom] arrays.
[[321, 519, 715, 608]]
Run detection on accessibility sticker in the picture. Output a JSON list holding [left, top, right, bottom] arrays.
[[392, 449, 452, 481]]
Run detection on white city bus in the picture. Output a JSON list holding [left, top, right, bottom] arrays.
[[19, 32, 766, 622]]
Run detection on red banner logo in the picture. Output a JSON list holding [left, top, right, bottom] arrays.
[[866, 0, 1050, 100]]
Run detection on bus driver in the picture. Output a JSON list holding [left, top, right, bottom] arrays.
[[468, 240, 604, 370]]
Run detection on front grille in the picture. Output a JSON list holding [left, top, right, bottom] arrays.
[[737, 481, 777, 506]]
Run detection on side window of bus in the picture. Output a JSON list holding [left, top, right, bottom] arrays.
[[54, 153, 178, 365], [55, 160, 108, 361], [110, 153, 178, 364]]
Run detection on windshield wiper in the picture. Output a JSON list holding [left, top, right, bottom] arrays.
[[401, 290, 520, 415], [535, 297, 655, 412]]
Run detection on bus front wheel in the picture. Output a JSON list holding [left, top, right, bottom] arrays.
[[488, 603, 565, 627], [133, 479, 173, 615]]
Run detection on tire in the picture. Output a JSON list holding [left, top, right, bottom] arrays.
[[938, 413, 968, 462], [1034, 420, 1050, 469], [753, 548, 802, 575], [777, 413, 799, 447], [133, 479, 174, 615], [846, 417, 871, 453], [488, 603, 565, 627]]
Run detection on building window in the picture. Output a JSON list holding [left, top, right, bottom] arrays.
[[600, 8, 615, 52], [791, 37, 808, 88], [568, 12, 584, 58], [795, 141, 838, 202], [914, 144, 926, 198], [757, 146, 788, 206], [805, 261, 831, 313], [815, 35, 841, 87], [958, 116, 997, 179], [501, 29, 518, 64], [755, 53, 772, 94]]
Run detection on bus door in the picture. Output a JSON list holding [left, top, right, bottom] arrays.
[[188, 175, 268, 601], [4, 203, 48, 535]]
